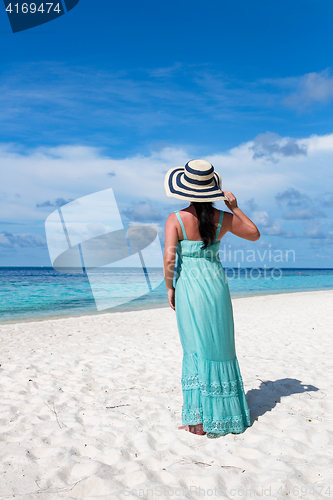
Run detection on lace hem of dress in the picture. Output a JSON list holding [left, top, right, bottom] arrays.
[[182, 406, 251, 434], [181, 374, 244, 397]]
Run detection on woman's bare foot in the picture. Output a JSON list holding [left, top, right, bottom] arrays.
[[178, 423, 206, 435]]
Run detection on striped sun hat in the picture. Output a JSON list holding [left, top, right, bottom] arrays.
[[164, 159, 228, 202]]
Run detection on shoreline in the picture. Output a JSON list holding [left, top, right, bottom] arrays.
[[1, 287, 333, 326]]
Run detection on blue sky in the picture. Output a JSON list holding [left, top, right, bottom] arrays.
[[1, 0, 333, 267]]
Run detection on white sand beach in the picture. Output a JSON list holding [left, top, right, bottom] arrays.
[[0, 290, 333, 499]]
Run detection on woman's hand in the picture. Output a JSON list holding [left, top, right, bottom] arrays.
[[167, 287, 175, 311], [223, 190, 238, 211], [223, 190, 261, 241]]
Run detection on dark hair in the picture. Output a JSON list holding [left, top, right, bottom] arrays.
[[192, 201, 215, 250]]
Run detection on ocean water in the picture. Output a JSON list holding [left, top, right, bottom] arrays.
[[1, 266, 333, 324]]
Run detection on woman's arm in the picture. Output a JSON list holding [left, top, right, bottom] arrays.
[[163, 213, 178, 310], [223, 190, 260, 241]]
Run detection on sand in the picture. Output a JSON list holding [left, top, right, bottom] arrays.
[[0, 290, 333, 500]]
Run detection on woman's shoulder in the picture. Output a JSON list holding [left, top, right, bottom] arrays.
[[165, 210, 181, 225], [166, 211, 176, 220]]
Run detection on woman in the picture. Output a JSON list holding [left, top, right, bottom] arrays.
[[163, 159, 260, 438]]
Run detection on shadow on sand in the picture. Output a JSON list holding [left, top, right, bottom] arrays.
[[246, 378, 319, 423]]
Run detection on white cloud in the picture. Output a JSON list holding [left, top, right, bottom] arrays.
[[1, 132, 333, 242], [252, 211, 288, 236], [282, 209, 327, 220], [244, 197, 258, 213], [276, 187, 310, 208], [251, 132, 307, 162], [0, 231, 46, 248], [302, 222, 333, 240], [121, 201, 164, 222], [283, 69, 333, 109]]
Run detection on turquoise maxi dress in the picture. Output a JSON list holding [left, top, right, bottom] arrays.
[[174, 209, 251, 435]]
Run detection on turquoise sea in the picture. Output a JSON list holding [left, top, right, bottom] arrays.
[[1, 267, 333, 324]]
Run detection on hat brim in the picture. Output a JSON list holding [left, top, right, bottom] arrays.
[[164, 166, 228, 202]]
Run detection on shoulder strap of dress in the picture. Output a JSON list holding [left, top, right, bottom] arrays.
[[214, 210, 224, 242], [174, 210, 188, 240]]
